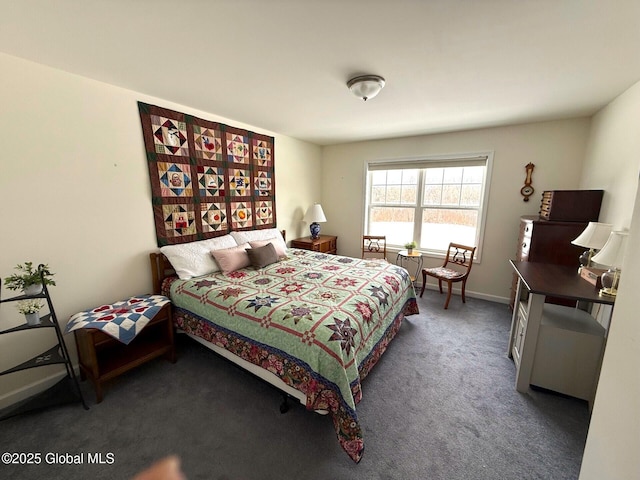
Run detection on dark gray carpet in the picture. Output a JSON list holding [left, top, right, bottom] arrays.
[[0, 294, 589, 480]]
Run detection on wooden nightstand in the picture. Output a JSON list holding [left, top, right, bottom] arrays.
[[290, 235, 337, 254], [74, 302, 175, 402]]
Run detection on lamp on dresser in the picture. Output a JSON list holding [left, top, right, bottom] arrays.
[[571, 222, 613, 272], [304, 204, 327, 240], [591, 230, 629, 297]]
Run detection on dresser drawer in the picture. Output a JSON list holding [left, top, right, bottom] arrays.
[[319, 237, 337, 254]]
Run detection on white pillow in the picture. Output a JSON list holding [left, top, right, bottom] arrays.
[[160, 234, 237, 279], [230, 229, 287, 254]]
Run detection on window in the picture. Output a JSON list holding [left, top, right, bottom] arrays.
[[365, 154, 491, 258]]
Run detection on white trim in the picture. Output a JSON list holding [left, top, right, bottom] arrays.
[[0, 367, 80, 410], [475, 151, 494, 264], [363, 151, 494, 264], [418, 283, 510, 305]]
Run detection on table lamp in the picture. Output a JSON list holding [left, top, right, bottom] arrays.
[[571, 222, 613, 272], [304, 204, 326, 239], [591, 230, 628, 297]]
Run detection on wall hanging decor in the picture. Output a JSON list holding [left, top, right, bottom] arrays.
[[138, 102, 276, 246]]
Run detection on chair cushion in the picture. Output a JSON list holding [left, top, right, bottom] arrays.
[[363, 257, 388, 264], [424, 267, 465, 280]]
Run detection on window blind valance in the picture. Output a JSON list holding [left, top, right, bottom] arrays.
[[367, 155, 488, 171]]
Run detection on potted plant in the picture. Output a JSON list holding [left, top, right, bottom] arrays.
[[404, 241, 417, 254], [17, 298, 44, 325], [3, 262, 56, 295]]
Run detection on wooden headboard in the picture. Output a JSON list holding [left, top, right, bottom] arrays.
[[149, 252, 175, 295], [150, 230, 286, 295]]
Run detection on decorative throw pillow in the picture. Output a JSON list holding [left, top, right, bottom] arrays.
[[249, 238, 287, 258], [245, 242, 279, 269], [210, 243, 251, 273], [160, 234, 237, 279]]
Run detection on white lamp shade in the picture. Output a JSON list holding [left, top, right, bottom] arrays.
[[591, 231, 629, 268], [304, 204, 327, 223], [571, 222, 613, 249]]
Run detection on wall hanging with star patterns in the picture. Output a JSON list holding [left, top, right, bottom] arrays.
[[138, 102, 276, 246]]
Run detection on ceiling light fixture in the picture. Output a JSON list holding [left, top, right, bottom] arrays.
[[347, 74, 385, 101]]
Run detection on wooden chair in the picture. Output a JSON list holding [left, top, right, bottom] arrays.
[[420, 243, 476, 309], [362, 235, 387, 261]]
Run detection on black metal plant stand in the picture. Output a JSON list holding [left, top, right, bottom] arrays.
[[0, 265, 88, 420]]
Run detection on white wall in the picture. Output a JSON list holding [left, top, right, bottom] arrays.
[[579, 80, 640, 480], [579, 83, 640, 230], [321, 119, 592, 301], [0, 53, 322, 408]]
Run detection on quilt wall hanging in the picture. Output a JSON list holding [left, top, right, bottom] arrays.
[[138, 102, 276, 246]]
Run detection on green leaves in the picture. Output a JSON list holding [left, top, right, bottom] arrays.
[[3, 262, 56, 291]]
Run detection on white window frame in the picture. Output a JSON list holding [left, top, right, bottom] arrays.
[[363, 152, 493, 262]]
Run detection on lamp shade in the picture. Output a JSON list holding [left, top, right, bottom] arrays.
[[347, 75, 385, 101], [304, 204, 327, 224], [591, 231, 628, 268], [571, 222, 613, 249]]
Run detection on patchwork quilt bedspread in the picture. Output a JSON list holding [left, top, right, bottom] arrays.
[[164, 249, 419, 462]]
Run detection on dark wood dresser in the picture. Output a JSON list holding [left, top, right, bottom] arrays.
[[510, 216, 588, 308], [510, 190, 605, 309]]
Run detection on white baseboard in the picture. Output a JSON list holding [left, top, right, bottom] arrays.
[[0, 365, 81, 411], [416, 283, 510, 305]]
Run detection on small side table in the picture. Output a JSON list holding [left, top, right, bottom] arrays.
[[290, 235, 337, 254], [70, 299, 175, 402], [396, 250, 423, 286]]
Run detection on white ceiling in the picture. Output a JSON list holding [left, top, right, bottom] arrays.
[[2, 0, 639, 145]]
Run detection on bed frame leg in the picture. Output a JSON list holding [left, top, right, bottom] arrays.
[[280, 394, 290, 414]]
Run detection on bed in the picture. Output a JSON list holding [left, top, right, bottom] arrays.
[[150, 229, 419, 462]]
